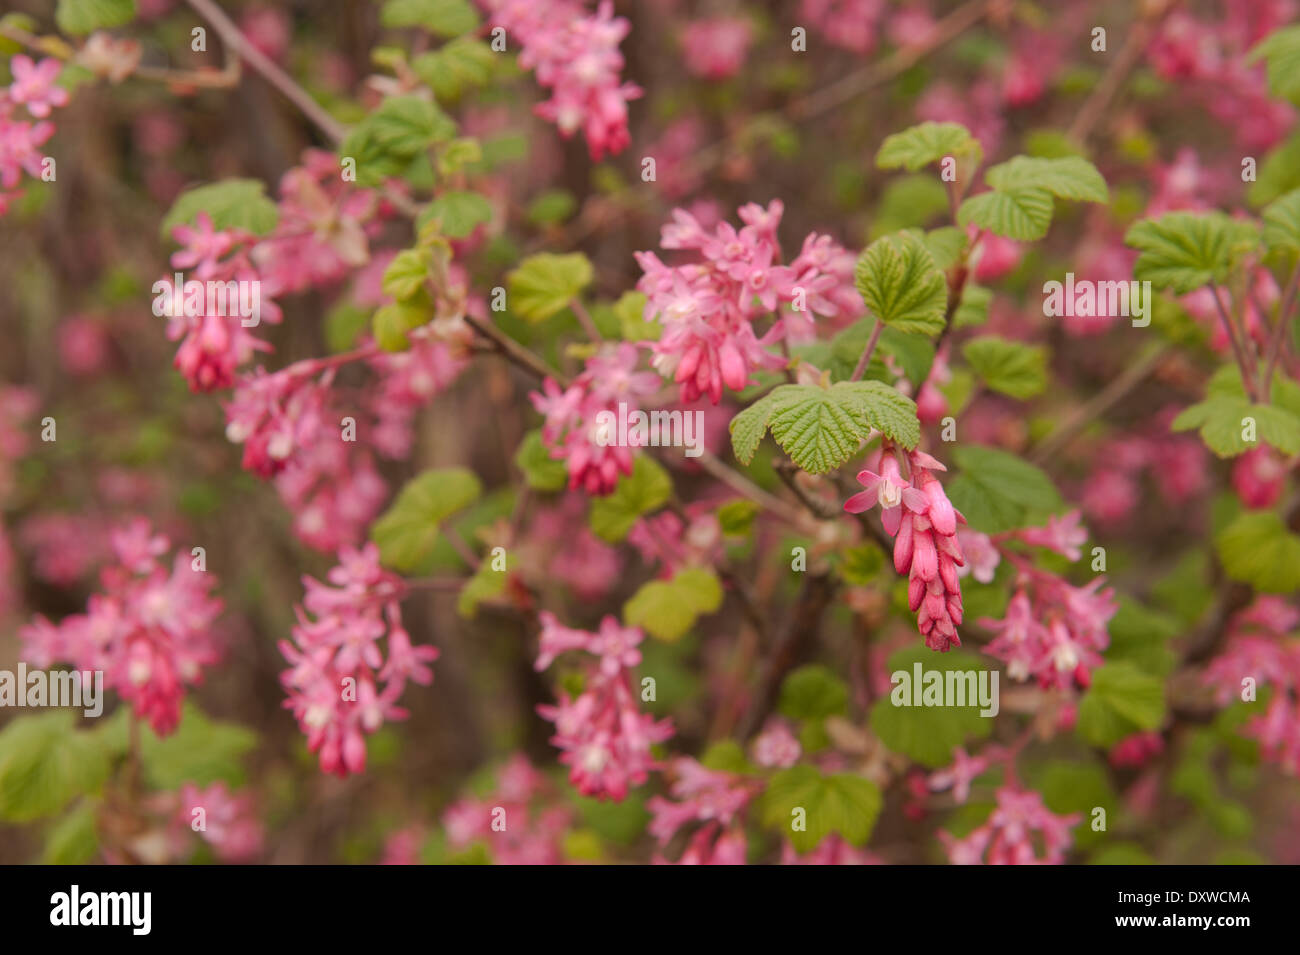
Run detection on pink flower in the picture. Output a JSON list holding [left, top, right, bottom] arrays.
[[751, 718, 801, 769], [176, 782, 263, 862], [799, 0, 885, 54], [928, 747, 994, 804], [1108, 731, 1165, 769], [482, 0, 640, 160], [647, 758, 755, 864], [442, 755, 573, 864], [1015, 510, 1088, 562], [19, 519, 224, 735], [939, 786, 1080, 865], [1232, 447, 1287, 509], [535, 614, 673, 800], [279, 544, 436, 776], [846, 447, 966, 651], [681, 18, 752, 80], [7, 57, 69, 119]]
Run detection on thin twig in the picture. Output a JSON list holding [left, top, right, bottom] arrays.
[[849, 318, 884, 382], [1262, 262, 1300, 398], [464, 314, 569, 386], [185, 0, 347, 143]]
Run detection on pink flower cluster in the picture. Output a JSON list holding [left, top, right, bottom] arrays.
[[980, 560, 1116, 690], [530, 342, 660, 495], [163, 213, 281, 393], [681, 18, 752, 80], [647, 757, 754, 864], [442, 755, 573, 864], [799, 0, 885, 55], [1204, 597, 1300, 774], [534, 612, 674, 799], [636, 200, 861, 403], [175, 782, 264, 862], [1081, 425, 1208, 527], [845, 446, 967, 652], [279, 543, 437, 777], [0, 56, 66, 215], [20, 518, 224, 735], [1146, 6, 1295, 150], [939, 786, 1080, 865], [479, 0, 640, 160], [251, 149, 383, 297]]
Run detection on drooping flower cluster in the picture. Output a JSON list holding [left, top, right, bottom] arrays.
[[636, 200, 861, 403], [530, 342, 660, 495], [0, 56, 66, 215], [162, 213, 282, 393], [845, 446, 966, 652], [1204, 597, 1300, 774], [938, 786, 1080, 865], [980, 561, 1117, 690], [479, 0, 641, 160], [279, 543, 437, 777], [441, 754, 574, 864], [19, 518, 224, 735], [534, 612, 674, 799], [646, 757, 755, 864]]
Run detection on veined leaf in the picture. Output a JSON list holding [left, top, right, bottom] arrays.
[[1125, 212, 1260, 294], [854, 232, 949, 336], [876, 121, 983, 172], [958, 187, 1055, 241], [984, 155, 1109, 204], [961, 336, 1049, 400]]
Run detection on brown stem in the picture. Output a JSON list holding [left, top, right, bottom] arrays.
[[1261, 263, 1300, 399], [1208, 281, 1258, 401], [849, 318, 884, 382], [464, 313, 569, 386], [185, 0, 347, 143]]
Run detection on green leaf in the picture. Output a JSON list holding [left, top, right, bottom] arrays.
[[527, 189, 577, 226], [876, 121, 982, 171], [958, 187, 1055, 241], [419, 190, 492, 238], [1262, 188, 1300, 257], [507, 252, 593, 322], [160, 179, 278, 239], [1077, 663, 1166, 747], [622, 567, 723, 641], [457, 562, 507, 619], [370, 467, 483, 570], [1171, 389, 1300, 458], [381, 248, 431, 301], [984, 156, 1109, 204], [514, 429, 568, 492], [778, 665, 849, 720], [611, 290, 660, 342], [1215, 510, 1300, 593], [854, 232, 948, 336], [42, 801, 100, 864], [1248, 25, 1300, 106], [699, 741, 754, 775], [339, 96, 455, 186], [588, 456, 671, 541], [953, 283, 992, 328], [924, 226, 969, 271], [372, 300, 430, 352], [869, 647, 994, 767], [1029, 760, 1114, 849], [0, 713, 109, 823], [728, 381, 920, 473], [56, 0, 135, 35], [380, 0, 481, 36], [1125, 212, 1260, 294], [1106, 598, 1179, 677], [411, 36, 494, 99], [961, 336, 1048, 400], [717, 498, 760, 536], [760, 766, 882, 853], [943, 444, 1064, 533]]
